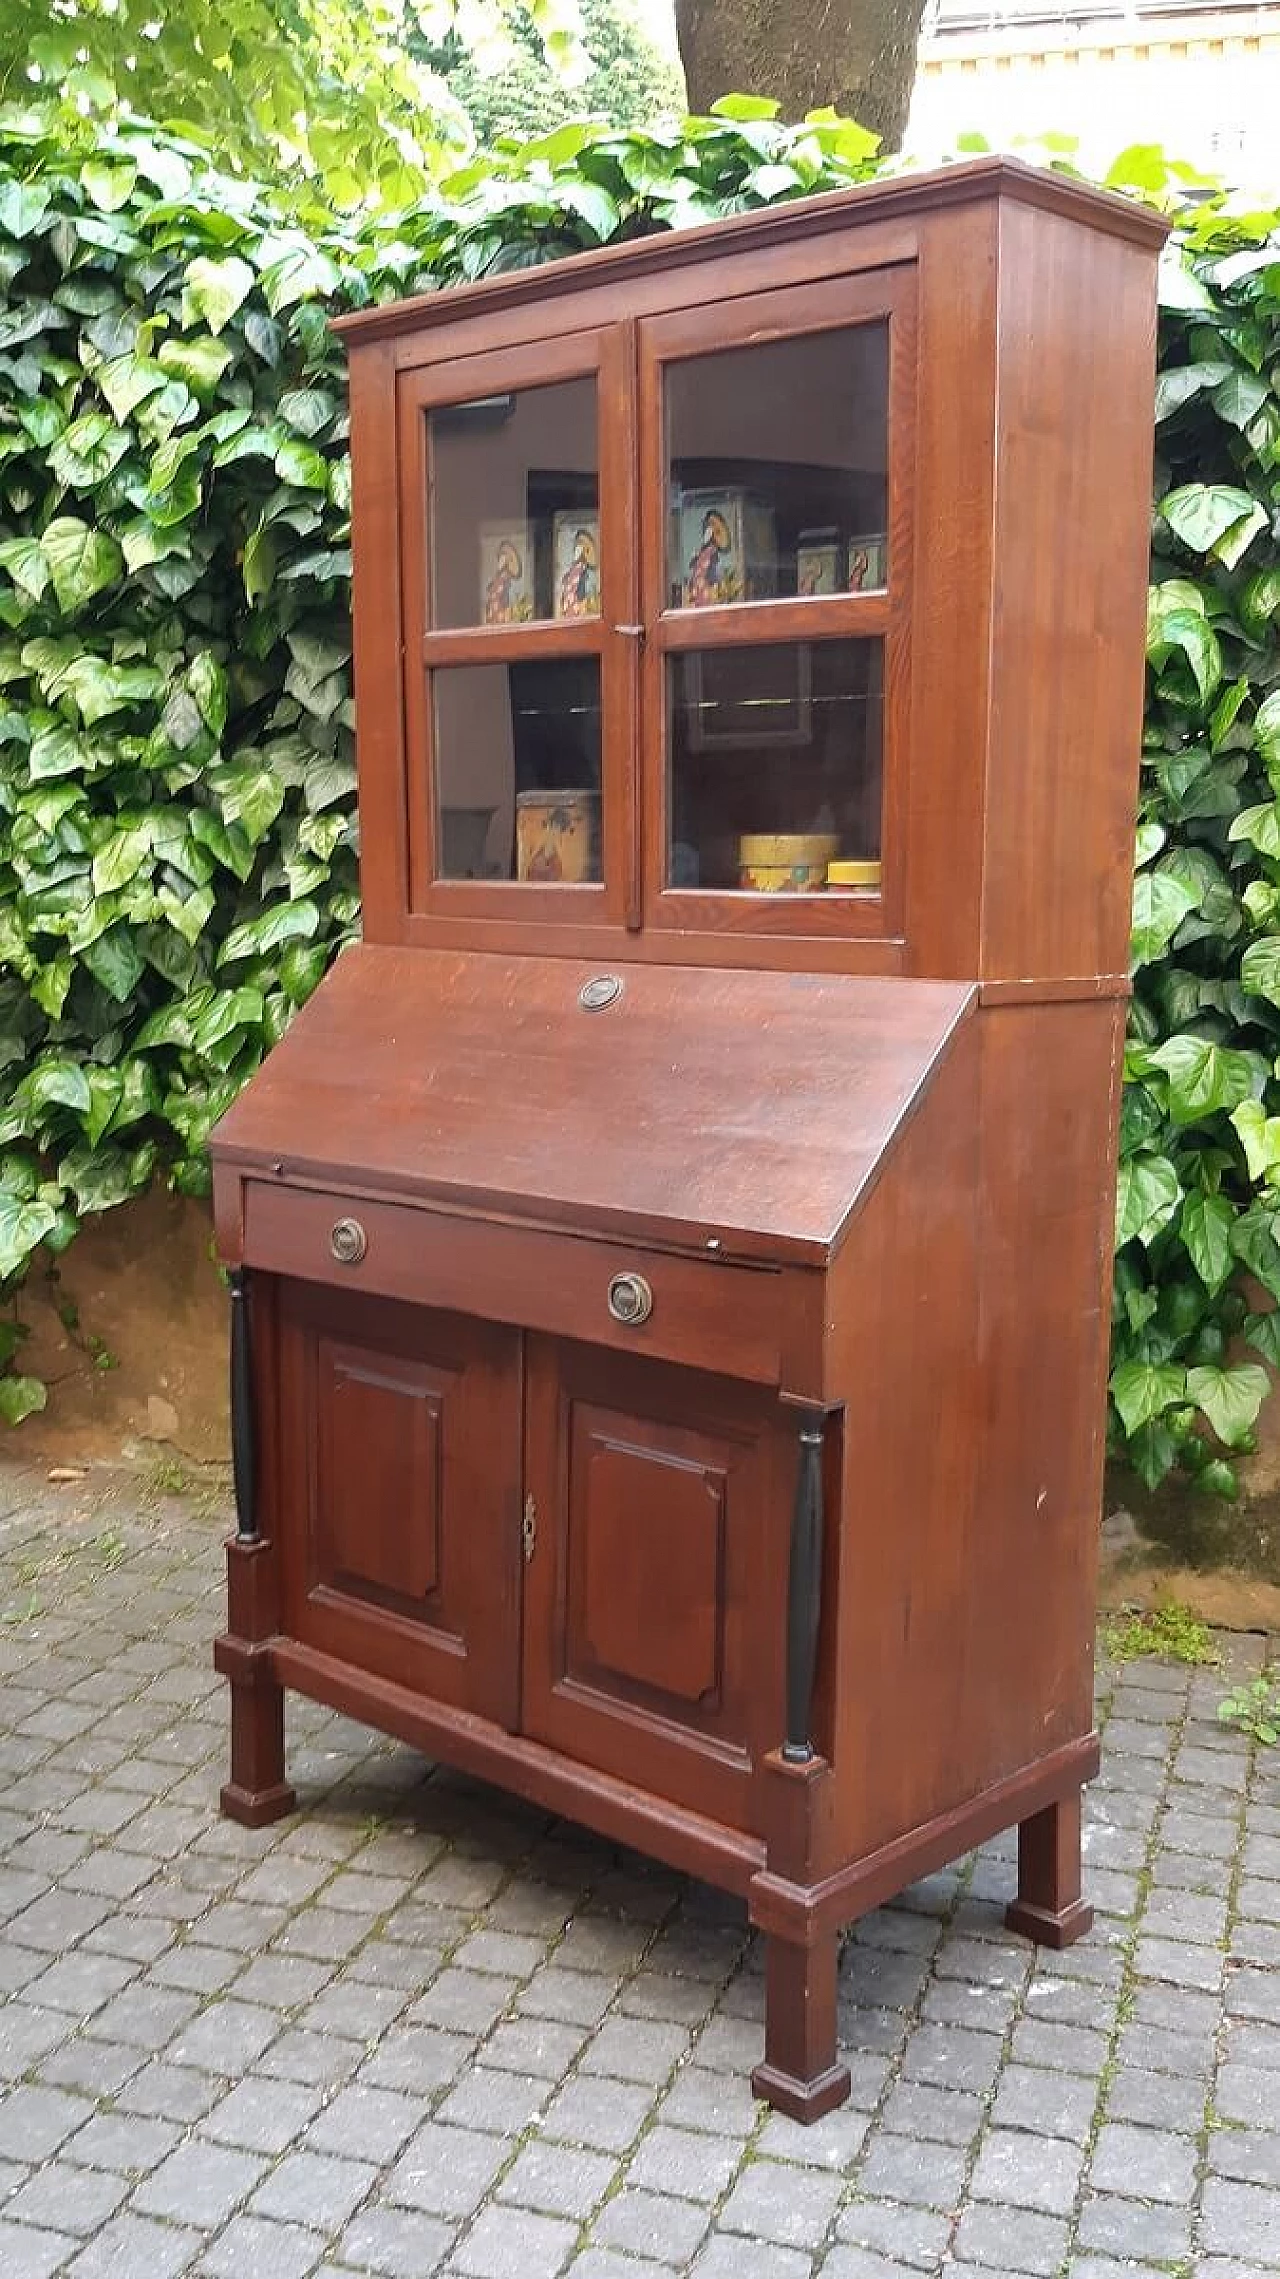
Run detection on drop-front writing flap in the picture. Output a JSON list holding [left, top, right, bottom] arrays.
[[211, 945, 975, 1266]]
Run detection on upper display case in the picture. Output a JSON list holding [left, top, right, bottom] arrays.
[[338, 158, 1163, 984]]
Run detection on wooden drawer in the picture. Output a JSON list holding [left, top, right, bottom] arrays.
[[240, 1178, 803, 1388]]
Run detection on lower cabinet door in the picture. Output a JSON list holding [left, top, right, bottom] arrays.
[[275, 1277, 521, 1725], [521, 1333, 788, 1828]]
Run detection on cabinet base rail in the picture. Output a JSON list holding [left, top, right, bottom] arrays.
[[215, 1623, 1099, 2119]]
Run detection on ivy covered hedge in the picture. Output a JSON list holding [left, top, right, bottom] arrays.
[[0, 102, 1278, 1492]]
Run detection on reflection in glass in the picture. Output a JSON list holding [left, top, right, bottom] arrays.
[[428, 378, 599, 628], [667, 639, 882, 893], [434, 657, 602, 883], [665, 324, 888, 608]]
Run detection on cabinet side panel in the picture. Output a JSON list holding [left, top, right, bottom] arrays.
[[903, 204, 998, 980], [827, 1001, 1117, 1865], [825, 1018, 982, 1860], [983, 207, 1159, 983], [348, 340, 410, 943]]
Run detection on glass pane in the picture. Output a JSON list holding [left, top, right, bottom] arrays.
[[665, 325, 888, 608], [428, 377, 599, 628], [667, 639, 882, 894], [434, 657, 602, 884]]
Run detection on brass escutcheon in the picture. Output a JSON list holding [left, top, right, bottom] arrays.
[[330, 1217, 367, 1266], [607, 1271, 653, 1326]]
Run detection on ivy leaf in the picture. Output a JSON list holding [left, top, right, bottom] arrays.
[[218, 899, 321, 963], [1240, 939, 1280, 1008], [1180, 1191, 1236, 1295], [1110, 1358, 1186, 1436], [1186, 1363, 1269, 1448], [1116, 1153, 1182, 1249], [1239, 570, 1280, 644], [0, 1375, 47, 1426], [1230, 1201, 1280, 1302], [1160, 484, 1268, 567], [92, 821, 154, 896], [1254, 691, 1280, 780], [274, 438, 330, 490], [1131, 871, 1199, 967], [157, 334, 234, 397], [182, 254, 255, 336], [0, 1194, 60, 1281], [0, 180, 51, 239], [207, 759, 286, 845], [1146, 1037, 1262, 1126], [0, 536, 51, 604], [79, 927, 145, 1003], [40, 520, 124, 614], [1229, 803, 1280, 862]]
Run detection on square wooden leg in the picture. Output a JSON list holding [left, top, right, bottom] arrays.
[[220, 1661, 296, 1828], [751, 1928, 852, 2122], [1005, 1789, 1092, 1948]]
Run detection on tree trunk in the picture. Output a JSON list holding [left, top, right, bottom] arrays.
[[674, 0, 927, 151]]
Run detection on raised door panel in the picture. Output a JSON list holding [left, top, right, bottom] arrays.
[[522, 1335, 789, 1829], [276, 1278, 521, 1725]]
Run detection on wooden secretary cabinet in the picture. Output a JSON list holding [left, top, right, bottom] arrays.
[[212, 160, 1166, 2118]]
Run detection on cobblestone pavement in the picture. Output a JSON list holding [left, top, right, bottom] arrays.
[[1, 1461, 1278, 2279]]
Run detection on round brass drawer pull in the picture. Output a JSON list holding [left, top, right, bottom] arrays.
[[330, 1217, 367, 1266], [607, 1271, 653, 1327]]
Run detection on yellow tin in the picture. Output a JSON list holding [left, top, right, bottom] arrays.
[[826, 859, 882, 890]]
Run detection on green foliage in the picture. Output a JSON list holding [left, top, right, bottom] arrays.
[[0, 0, 476, 206], [420, 0, 684, 145], [1102, 1602, 1220, 1667], [1217, 1671, 1280, 1744], [1111, 167, 1280, 1500], [2, 104, 1280, 1502], [0, 98, 883, 1417]]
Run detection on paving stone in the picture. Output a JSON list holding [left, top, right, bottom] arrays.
[[879, 2080, 985, 2148], [592, 2183, 709, 2261], [1105, 2064, 1205, 2133], [834, 2197, 952, 2268], [384, 2123, 507, 2218], [988, 2062, 1097, 2141], [64, 2111, 183, 2176], [951, 2202, 1069, 2275], [66, 2210, 205, 2279], [578, 2017, 690, 2085], [688, 2238, 813, 2279], [336, 2205, 456, 2277], [539, 2074, 654, 2154], [755, 2103, 872, 2169], [0, 2223, 82, 2279], [898, 2025, 1005, 2094], [6, 2159, 129, 2233], [133, 2138, 269, 2225], [497, 2139, 614, 2221], [1089, 2118, 1198, 2203], [820, 2254, 928, 2279], [436, 2067, 549, 2138], [0, 2083, 95, 2160], [359, 2026, 475, 2097], [251, 2149, 377, 2229], [566, 2254, 669, 2279], [199, 2214, 327, 2279], [625, 2120, 743, 2203], [857, 2133, 968, 2211], [718, 2160, 844, 2248], [1075, 2190, 1193, 2261], [452, 2203, 578, 2279], [970, 2128, 1083, 2217], [1201, 2175, 1280, 2262]]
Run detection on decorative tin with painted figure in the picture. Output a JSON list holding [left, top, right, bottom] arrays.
[[846, 533, 887, 592], [676, 487, 775, 608], [516, 789, 601, 883], [480, 522, 535, 624], [553, 513, 601, 619], [796, 528, 842, 596]]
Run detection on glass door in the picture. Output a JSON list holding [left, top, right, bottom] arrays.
[[398, 329, 637, 926], [637, 267, 916, 939]]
